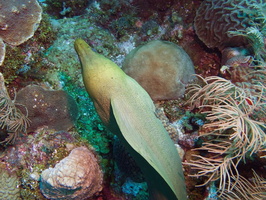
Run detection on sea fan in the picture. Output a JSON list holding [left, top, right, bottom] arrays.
[[0, 73, 30, 144], [185, 75, 266, 195], [218, 170, 266, 199]]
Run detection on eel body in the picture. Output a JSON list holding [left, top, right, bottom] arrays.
[[74, 38, 187, 200]]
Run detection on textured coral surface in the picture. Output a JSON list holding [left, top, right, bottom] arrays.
[[0, 169, 21, 200], [15, 85, 78, 132], [40, 146, 103, 200], [0, 0, 42, 65], [0, 0, 42, 46], [194, 0, 264, 50], [122, 40, 195, 100]]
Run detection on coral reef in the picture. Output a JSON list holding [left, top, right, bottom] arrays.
[[132, 0, 174, 21], [194, 0, 265, 51], [40, 146, 103, 200], [228, 26, 266, 63], [0, 167, 21, 200], [122, 40, 195, 100], [75, 38, 187, 200], [43, 14, 120, 88], [0, 14, 56, 84], [88, 0, 139, 39], [15, 85, 78, 132], [0, 128, 97, 199], [0, 0, 42, 65], [44, 0, 92, 18], [2, 0, 264, 198], [121, 178, 148, 199]]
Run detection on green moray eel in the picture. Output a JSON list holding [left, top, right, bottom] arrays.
[[74, 38, 187, 200]]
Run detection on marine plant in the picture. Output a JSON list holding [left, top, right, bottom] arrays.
[[218, 170, 266, 199], [0, 73, 30, 144], [185, 75, 266, 195]]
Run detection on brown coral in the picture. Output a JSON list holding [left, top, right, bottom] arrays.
[[40, 146, 103, 200], [194, 0, 265, 50], [0, 0, 42, 65], [122, 40, 195, 100], [15, 85, 79, 132]]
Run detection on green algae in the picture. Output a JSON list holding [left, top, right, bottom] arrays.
[[59, 72, 113, 155]]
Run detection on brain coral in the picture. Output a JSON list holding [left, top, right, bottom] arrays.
[[40, 146, 103, 200], [122, 40, 195, 100], [194, 0, 266, 50], [0, 169, 21, 200], [0, 0, 42, 65]]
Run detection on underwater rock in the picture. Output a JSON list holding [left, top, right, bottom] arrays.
[[0, 0, 42, 65], [40, 146, 103, 200], [15, 85, 78, 132], [0, 168, 21, 200], [122, 40, 195, 101]]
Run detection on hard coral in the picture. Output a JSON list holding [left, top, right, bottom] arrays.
[[122, 40, 195, 100], [194, 0, 265, 50], [40, 146, 103, 200], [0, 0, 42, 65], [15, 85, 78, 132], [0, 168, 21, 200]]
